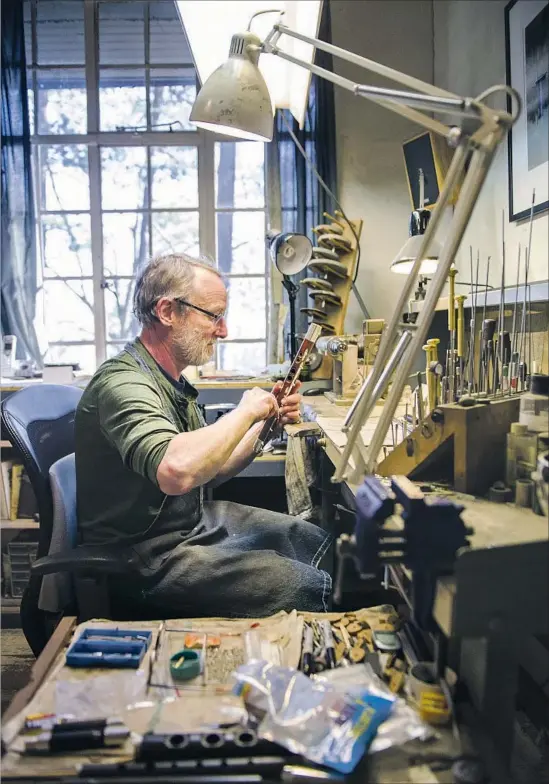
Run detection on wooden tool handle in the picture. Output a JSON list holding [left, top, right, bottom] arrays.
[[456, 295, 466, 357]]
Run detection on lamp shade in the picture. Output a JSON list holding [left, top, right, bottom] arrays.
[[190, 32, 274, 141], [268, 232, 312, 275], [178, 1, 322, 129], [390, 234, 442, 275]]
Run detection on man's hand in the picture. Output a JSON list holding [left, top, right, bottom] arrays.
[[273, 380, 302, 426], [238, 387, 279, 424]]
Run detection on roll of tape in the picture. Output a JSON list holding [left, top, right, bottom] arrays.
[[170, 649, 201, 681], [408, 662, 450, 726]]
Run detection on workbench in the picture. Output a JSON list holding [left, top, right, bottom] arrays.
[[300, 394, 549, 770], [2, 612, 467, 784]]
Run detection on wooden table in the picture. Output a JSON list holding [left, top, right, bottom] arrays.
[[2, 613, 466, 784], [301, 394, 549, 768]]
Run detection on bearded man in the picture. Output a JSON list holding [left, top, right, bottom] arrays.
[[75, 253, 332, 619]]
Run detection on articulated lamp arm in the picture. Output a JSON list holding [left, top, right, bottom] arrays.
[[257, 22, 520, 483]]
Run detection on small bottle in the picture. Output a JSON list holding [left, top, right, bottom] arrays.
[[520, 374, 549, 433], [506, 423, 538, 489]]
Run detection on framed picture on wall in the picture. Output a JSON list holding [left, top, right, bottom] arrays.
[[505, 0, 549, 221]]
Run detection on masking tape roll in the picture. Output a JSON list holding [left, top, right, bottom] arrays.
[[408, 662, 450, 726]]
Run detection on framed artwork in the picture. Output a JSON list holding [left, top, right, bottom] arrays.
[[505, 0, 549, 221]]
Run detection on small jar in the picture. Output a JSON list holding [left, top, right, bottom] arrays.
[[520, 374, 549, 433], [506, 422, 538, 489]]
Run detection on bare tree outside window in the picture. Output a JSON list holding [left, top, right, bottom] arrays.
[[26, 0, 267, 373]]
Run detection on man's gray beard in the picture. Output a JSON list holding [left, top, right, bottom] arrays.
[[174, 331, 214, 367]]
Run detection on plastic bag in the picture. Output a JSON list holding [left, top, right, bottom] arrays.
[[315, 663, 434, 753], [233, 660, 394, 773]]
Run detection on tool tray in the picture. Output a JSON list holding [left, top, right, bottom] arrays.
[[65, 628, 152, 668]]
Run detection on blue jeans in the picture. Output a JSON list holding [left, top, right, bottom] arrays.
[[113, 501, 333, 618]]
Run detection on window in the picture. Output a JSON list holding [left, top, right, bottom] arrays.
[[25, 0, 268, 373]]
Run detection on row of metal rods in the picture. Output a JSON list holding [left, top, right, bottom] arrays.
[[442, 194, 536, 403], [389, 194, 537, 443]]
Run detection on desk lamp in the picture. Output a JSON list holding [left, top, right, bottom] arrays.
[[267, 230, 313, 361], [189, 10, 520, 483]]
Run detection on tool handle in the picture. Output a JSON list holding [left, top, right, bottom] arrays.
[[423, 345, 434, 412], [482, 318, 496, 341], [456, 295, 466, 358], [448, 270, 457, 332], [253, 324, 322, 454]]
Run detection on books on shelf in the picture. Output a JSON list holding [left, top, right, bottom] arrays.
[[0, 460, 38, 521]]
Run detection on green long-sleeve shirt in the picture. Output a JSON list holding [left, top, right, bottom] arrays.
[[75, 339, 205, 545]]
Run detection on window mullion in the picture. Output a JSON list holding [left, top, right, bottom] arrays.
[[198, 130, 215, 261], [84, 0, 106, 366]]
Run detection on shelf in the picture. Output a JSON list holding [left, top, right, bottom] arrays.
[[1, 519, 39, 530], [408, 279, 549, 314]]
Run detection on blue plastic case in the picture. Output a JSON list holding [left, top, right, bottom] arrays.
[[65, 628, 152, 668]]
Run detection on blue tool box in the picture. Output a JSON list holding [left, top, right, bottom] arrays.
[[65, 628, 152, 668]]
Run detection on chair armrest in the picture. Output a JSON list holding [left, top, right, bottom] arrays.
[[31, 546, 133, 576]]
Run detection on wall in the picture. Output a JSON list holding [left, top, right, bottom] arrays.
[[434, 0, 548, 289], [330, 0, 436, 328], [332, 0, 548, 330]]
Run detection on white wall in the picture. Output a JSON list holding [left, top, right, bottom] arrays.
[[434, 0, 548, 289], [330, 0, 435, 328], [333, 0, 548, 330]]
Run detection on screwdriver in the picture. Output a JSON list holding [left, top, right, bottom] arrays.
[[423, 344, 435, 411], [498, 331, 512, 393], [456, 295, 467, 396], [482, 319, 496, 395], [427, 338, 442, 406], [447, 269, 458, 401]]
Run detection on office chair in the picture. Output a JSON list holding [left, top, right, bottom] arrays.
[[1, 384, 84, 654], [34, 452, 133, 631], [1, 384, 130, 655]]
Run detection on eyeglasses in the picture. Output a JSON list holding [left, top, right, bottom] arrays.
[[175, 297, 226, 325]]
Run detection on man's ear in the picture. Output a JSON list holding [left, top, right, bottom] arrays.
[[154, 297, 177, 327]]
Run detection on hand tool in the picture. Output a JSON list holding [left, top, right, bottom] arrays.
[[466, 248, 479, 393], [320, 619, 337, 669], [24, 719, 129, 754], [481, 319, 496, 395], [519, 248, 530, 391], [423, 344, 435, 411], [300, 623, 314, 676], [510, 245, 521, 392], [455, 295, 467, 397], [494, 211, 506, 395], [253, 322, 322, 454], [477, 256, 491, 391], [447, 268, 458, 401], [426, 339, 441, 405], [415, 371, 424, 423], [498, 331, 511, 393]]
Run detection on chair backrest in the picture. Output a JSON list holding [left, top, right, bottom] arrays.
[[49, 452, 78, 547], [1, 384, 83, 557], [38, 453, 77, 614]]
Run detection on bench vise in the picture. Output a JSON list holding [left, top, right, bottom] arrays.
[[334, 476, 473, 631]]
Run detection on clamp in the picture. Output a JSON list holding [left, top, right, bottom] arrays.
[[333, 476, 473, 630]]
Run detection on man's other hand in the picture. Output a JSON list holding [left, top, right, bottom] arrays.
[[238, 387, 279, 424], [273, 380, 302, 426]]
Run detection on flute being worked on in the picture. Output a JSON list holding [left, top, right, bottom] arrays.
[[253, 322, 323, 455]]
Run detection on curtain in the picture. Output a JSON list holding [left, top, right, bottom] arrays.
[[1, 0, 41, 365], [273, 0, 337, 352]]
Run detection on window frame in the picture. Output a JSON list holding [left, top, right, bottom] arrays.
[[26, 0, 268, 371]]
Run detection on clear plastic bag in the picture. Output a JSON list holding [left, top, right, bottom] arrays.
[[233, 660, 394, 773], [315, 663, 434, 753]]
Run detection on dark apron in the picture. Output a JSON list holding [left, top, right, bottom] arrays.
[[110, 344, 333, 618]]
